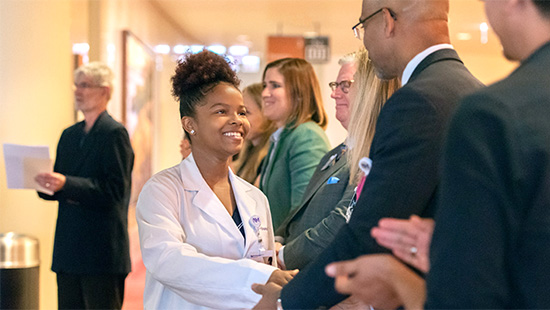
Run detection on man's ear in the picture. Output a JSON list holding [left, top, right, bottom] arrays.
[[383, 8, 396, 38], [507, 0, 527, 14], [102, 86, 112, 101]]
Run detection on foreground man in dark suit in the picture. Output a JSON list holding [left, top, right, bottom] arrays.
[[427, 0, 550, 307], [35, 62, 134, 309], [325, 0, 550, 308], [252, 0, 483, 308]]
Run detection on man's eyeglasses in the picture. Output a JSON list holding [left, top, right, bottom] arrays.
[[73, 82, 103, 90], [329, 80, 354, 94], [352, 8, 396, 40]]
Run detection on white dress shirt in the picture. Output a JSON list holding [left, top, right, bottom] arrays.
[[401, 44, 454, 86]]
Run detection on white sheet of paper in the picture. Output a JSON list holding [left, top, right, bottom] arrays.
[[3, 143, 54, 195]]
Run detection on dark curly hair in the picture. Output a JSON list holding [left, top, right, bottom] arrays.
[[171, 50, 241, 120], [534, 0, 550, 17]]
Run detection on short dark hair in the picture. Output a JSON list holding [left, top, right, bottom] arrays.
[[171, 50, 240, 120], [533, 0, 550, 17]]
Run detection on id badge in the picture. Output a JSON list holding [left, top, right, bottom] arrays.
[[247, 215, 273, 263]]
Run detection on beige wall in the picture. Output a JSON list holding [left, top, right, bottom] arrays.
[[0, 1, 187, 309], [1, 1, 73, 309], [0, 1, 518, 309]]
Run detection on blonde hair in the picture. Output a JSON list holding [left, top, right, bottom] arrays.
[[347, 49, 400, 184], [263, 58, 328, 130], [74, 62, 114, 100], [233, 83, 276, 184]]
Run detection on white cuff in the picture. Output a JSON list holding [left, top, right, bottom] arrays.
[[278, 245, 286, 269]]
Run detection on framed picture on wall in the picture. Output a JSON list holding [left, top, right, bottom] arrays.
[[121, 29, 155, 308], [121, 30, 155, 212]]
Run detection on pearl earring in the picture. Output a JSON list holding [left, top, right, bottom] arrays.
[[190, 130, 195, 135]]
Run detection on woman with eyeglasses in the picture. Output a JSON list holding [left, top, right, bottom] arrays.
[[259, 58, 330, 230], [135, 50, 296, 310]]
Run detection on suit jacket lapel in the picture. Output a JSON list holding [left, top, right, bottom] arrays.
[[277, 144, 347, 236], [68, 111, 108, 176], [300, 151, 346, 209]]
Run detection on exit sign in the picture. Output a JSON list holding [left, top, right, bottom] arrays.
[[305, 36, 330, 63]]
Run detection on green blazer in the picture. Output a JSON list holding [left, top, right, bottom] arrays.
[[260, 121, 330, 230]]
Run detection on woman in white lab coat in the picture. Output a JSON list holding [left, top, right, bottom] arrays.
[[136, 50, 296, 310]]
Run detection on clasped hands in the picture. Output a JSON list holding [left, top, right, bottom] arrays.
[[252, 269, 298, 309], [252, 215, 434, 309], [326, 215, 434, 310]]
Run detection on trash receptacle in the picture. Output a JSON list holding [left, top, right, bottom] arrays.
[[0, 232, 39, 310]]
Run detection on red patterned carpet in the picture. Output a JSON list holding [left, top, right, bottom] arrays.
[[122, 225, 145, 310]]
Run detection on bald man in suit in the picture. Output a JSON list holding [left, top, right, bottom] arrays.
[[252, 0, 483, 308]]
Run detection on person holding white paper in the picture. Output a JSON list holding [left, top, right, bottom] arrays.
[[35, 62, 134, 310]]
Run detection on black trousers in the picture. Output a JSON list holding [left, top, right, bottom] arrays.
[[56, 273, 127, 310]]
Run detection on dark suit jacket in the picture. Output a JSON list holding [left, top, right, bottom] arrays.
[[275, 143, 355, 270], [280, 49, 484, 308], [427, 41, 550, 308], [38, 111, 134, 275]]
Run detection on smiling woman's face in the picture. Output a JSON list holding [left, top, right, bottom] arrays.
[[183, 83, 250, 159], [262, 67, 292, 128]]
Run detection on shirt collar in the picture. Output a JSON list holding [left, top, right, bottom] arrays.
[[401, 44, 454, 86], [270, 127, 284, 142]]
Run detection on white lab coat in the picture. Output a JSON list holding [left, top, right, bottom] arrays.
[[136, 154, 278, 310]]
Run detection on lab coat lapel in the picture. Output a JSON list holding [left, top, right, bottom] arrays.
[[181, 155, 246, 252], [230, 171, 258, 256]]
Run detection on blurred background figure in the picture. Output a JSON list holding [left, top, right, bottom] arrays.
[[275, 49, 399, 271], [345, 50, 400, 187], [34, 62, 134, 310], [136, 50, 296, 309], [259, 57, 330, 230], [232, 82, 276, 185], [331, 53, 356, 130], [179, 136, 191, 159]]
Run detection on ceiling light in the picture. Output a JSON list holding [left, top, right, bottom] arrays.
[[480, 22, 489, 44], [173, 45, 190, 54], [456, 33, 472, 41], [229, 45, 249, 57], [190, 45, 205, 53], [72, 43, 90, 55], [208, 44, 227, 55], [154, 44, 171, 54], [241, 55, 260, 73]]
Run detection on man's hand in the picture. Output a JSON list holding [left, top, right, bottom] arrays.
[[252, 269, 298, 309], [35, 172, 66, 193], [325, 254, 425, 310], [371, 215, 434, 273], [252, 282, 282, 310], [266, 269, 298, 286]]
